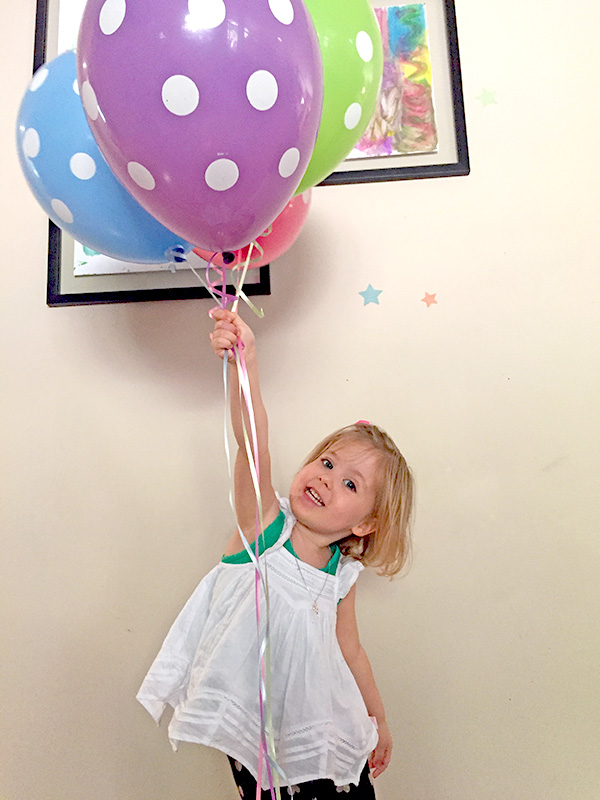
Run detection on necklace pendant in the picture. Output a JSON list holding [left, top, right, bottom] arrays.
[[312, 600, 319, 615]]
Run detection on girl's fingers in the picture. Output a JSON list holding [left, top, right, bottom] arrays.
[[209, 308, 248, 363], [369, 745, 390, 778], [214, 320, 238, 336], [371, 761, 385, 778], [209, 306, 227, 320], [211, 325, 239, 362], [212, 339, 237, 355], [209, 307, 239, 325], [213, 328, 238, 345], [212, 345, 235, 362]]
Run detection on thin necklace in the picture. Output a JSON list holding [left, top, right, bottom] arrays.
[[292, 549, 330, 615]]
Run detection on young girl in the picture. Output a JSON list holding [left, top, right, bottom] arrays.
[[137, 308, 413, 798]]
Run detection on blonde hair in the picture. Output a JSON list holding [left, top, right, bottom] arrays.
[[301, 424, 414, 578]]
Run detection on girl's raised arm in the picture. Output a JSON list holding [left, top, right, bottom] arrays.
[[210, 308, 279, 553]]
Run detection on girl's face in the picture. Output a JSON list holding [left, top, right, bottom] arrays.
[[289, 440, 381, 540]]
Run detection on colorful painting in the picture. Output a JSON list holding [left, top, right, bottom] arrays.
[[350, 4, 438, 159]]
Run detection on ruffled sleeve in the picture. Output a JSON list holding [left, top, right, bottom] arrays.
[[334, 556, 364, 603], [272, 495, 295, 547]]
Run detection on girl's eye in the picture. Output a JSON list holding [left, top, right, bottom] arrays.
[[344, 479, 356, 492], [322, 458, 333, 469]]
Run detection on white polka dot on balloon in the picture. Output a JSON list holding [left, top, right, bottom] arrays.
[[30, 68, 49, 92], [246, 70, 278, 111], [128, 161, 156, 190], [205, 158, 239, 191], [344, 102, 362, 130], [356, 31, 374, 62], [187, 0, 226, 29], [70, 152, 97, 180], [81, 81, 99, 121], [99, 0, 126, 35], [51, 198, 74, 224], [23, 128, 40, 159], [301, 190, 310, 204], [162, 75, 200, 116], [269, 0, 294, 25], [73, 79, 80, 95], [278, 147, 300, 178]]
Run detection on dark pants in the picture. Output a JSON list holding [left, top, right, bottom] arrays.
[[227, 756, 376, 799]]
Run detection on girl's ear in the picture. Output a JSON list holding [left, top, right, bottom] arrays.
[[350, 518, 376, 538]]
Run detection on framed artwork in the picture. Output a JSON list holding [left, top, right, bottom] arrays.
[[323, 0, 469, 185], [32, 0, 467, 306]]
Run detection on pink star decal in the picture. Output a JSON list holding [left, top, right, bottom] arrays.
[[421, 292, 437, 308]]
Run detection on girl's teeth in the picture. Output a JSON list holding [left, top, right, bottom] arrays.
[[306, 487, 324, 506]]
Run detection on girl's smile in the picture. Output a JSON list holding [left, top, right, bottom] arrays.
[[305, 486, 325, 506]]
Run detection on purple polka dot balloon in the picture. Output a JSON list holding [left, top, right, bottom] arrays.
[[77, 0, 323, 252]]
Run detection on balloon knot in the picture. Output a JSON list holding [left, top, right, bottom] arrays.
[[165, 244, 187, 265]]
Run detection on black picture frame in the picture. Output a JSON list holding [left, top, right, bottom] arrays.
[[43, 221, 271, 307]]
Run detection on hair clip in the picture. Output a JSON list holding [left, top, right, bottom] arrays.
[[355, 420, 370, 425]]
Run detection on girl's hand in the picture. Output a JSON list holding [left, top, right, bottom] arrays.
[[209, 307, 255, 362], [369, 720, 392, 778]]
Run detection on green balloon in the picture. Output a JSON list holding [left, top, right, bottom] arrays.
[[297, 0, 383, 193]]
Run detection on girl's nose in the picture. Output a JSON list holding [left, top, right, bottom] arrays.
[[318, 472, 330, 488]]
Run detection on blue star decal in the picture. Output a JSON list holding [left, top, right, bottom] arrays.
[[359, 284, 382, 305]]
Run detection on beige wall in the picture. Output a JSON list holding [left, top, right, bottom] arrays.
[[2, 1, 599, 798]]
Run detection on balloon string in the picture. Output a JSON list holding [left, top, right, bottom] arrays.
[[247, 236, 268, 266], [212, 251, 283, 799], [232, 242, 255, 312], [226, 340, 285, 800], [233, 241, 266, 318], [234, 349, 281, 800]]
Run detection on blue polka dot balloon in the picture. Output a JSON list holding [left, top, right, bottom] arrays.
[[16, 50, 192, 264]]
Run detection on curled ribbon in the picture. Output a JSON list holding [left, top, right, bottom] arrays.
[[188, 241, 266, 320]]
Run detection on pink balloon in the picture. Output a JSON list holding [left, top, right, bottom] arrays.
[[77, 0, 323, 252], [194, 189, 311, 268]]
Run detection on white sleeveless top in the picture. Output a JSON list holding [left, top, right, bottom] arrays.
[[136, 497, 378, 789]]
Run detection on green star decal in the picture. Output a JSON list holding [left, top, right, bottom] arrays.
[[477, 88, 497, 107]]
